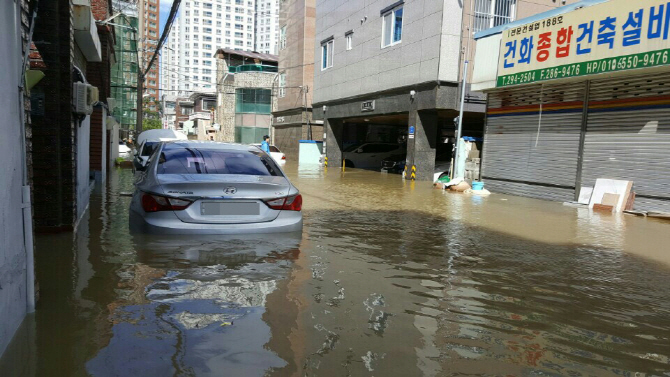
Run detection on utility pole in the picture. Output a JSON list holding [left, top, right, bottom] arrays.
[[135, 0, 183, 137], [136, 72, 143, 135]]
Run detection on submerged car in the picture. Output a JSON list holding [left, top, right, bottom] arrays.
[[118, 141, 132, 159], [251, 143, 286, 164], [381, 153, 452, 182], [342, 143, 404, 169], [129, 141, 303, 235], [133, 129, 188, 173]]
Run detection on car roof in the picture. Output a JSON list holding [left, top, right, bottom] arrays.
[[162, 140, 259, 151], [137, 129, 188, 145]]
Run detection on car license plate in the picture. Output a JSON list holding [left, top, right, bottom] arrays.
[[201, 202, 260, 216]]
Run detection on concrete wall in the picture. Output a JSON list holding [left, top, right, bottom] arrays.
[[76, 116, 92, 223], [0, 0, 28, 358], [313, 0, 465, 104]]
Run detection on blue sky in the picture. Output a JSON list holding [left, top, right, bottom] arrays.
[[159, 0, 175, 34]]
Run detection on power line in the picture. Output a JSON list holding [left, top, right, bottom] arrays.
[[143, 0, 181, 76]]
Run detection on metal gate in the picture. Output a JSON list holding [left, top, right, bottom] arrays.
[[482, 82, 585, 201], [583, 73, 670, 212]]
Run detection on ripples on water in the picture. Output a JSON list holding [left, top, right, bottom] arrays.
[[2, 167, 670, 377]]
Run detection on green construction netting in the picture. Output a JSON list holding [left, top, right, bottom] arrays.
[[110, 14, 139, 132]]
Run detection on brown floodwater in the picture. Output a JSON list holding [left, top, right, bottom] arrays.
[[3, 164, 670, 376]]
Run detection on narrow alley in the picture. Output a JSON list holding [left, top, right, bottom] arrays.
[[3, 165, 670, 376]]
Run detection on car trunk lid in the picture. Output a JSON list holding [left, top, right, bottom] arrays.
[[157, 174, 291, 224]]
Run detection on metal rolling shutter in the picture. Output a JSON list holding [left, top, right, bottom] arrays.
[[583, 73, 670, 212], [482, 82, 585, 201]]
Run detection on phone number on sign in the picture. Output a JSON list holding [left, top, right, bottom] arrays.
[[498, 49, 670, 87], [498, 64, 581, 86]]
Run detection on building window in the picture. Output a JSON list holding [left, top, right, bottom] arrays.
[[473, 0, 516, 32], [321, 39, 333, 70], [279, 25, 287, 49], [202, 99, 216, 110], [345, 32, 353, 50], [236, 88, 271, 114], [279, 72, 286, 98], [381, 4, 403, 47]]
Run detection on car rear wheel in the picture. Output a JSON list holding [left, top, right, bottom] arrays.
[[344, 159, 355, 168]]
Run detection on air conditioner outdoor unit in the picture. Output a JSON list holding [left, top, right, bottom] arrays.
[[73, 82, 99, 115]]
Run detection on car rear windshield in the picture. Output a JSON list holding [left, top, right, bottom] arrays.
[[157, 147, 283, 176], [269, 146, 280, 153], [141, 142, 158, 157]]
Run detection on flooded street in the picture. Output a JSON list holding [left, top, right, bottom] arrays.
[[4, 165, 670, 376]]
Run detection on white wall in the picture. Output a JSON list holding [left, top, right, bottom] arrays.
[[76, 116, 91, 223], [0, 0, 28, 357]]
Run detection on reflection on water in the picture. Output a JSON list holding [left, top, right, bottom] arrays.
[[3, 166, 670, 376]]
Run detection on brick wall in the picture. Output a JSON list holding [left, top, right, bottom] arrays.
[[90, 0, 111, 20], [32, 0, 77, 230]]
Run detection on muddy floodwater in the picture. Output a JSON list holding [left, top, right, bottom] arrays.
[[3, 165, 670, 376]]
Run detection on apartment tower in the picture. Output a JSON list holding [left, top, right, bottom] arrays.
[[139, 0, 160, 101]]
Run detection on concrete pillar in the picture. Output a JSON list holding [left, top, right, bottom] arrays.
[[324, 118, 344, 169], [406, 109, 437, 181]]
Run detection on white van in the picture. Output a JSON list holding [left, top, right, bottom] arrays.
[[133, 129, 188, 172]]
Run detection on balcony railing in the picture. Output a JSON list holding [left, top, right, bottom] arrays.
[[228, 64, 278, 73]]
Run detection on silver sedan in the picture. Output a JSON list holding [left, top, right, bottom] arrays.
[[129, 141, 303, 235]]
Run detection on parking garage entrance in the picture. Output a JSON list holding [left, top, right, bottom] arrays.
[[330, 111, 484, 180]]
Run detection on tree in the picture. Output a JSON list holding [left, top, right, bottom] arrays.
[[143, 116, 161, 130], [142, 96, 162, 130]]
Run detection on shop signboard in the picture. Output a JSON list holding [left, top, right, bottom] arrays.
[[497, 0, 670, 87]]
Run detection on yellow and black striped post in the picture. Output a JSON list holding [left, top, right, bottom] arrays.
[[410, 165, 416, 180], [324, 156, 328, 167]]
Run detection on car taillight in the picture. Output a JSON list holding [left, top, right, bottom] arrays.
[[281, 155, 286, 160], [141, 193, 192, 212], [264, 194, 302, 211]]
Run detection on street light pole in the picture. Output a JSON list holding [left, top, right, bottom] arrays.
[[453, 59, 468, 180]]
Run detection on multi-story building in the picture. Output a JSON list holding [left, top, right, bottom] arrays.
[[175, 97, 195, 131], [161, 95, 178, 129], [160, 27, 183, 98], [271, 0, 318, 160], [255, 0, 279, 54], [139, 0, 160, 101], [168, 0, 258, 94], [313, 0, 576, 180], [181, 92, 218, 139], [215, 49, 278, 143]]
